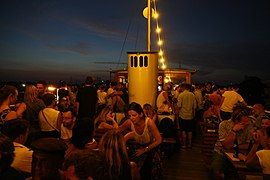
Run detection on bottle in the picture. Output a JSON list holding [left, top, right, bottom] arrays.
[[233, 137, 239, 158]]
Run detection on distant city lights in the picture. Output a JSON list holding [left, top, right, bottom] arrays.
[[47, 86, 56, 91]]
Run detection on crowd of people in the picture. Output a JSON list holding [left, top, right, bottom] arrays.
[[0, 77, 269, 179], [154, 81, 270, 179]]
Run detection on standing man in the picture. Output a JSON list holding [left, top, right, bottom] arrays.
[[36, 81, 46, 99], [75, 76, 98, 123], [177, 83, 197, 148], [220, 85, 247, 121]]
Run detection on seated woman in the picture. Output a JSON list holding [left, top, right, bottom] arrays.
[[120, 102, 162, 179], [143, 103, 157, 125], [94, 106, 118, 130], [0, 85, 18, 123], [110, 83, 126, 113], [99, 130, 139, 180], [246, 119, 270, 175], [94, 106, 119, 143], [256, 115, 270, 143], [65, 117, 97, 158]]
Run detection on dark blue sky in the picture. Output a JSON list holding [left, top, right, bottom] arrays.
[[1, 0, 270, 83]]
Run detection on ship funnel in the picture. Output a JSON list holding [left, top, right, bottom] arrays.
[[127, 52, 158, 107]]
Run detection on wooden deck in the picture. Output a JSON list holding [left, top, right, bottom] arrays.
[[163, 134, 211, 180]]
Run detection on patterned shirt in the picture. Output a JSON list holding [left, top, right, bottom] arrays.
[[214, 119, 253, 154]]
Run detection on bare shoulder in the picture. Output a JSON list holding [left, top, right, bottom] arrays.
[[6, 111, 18, 120], [147, 118, 158, 129]]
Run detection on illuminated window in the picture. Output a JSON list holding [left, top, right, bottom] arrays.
[[144, 56, 148, 67]]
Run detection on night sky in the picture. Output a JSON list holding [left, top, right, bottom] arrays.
[[1, 0, 270, 84]]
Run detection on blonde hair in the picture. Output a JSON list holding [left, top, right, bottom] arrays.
[[143, 103, 156, 119], [94, 106, 111, 127], [24, 85, 39, 103], [99, 130, 130, 178]]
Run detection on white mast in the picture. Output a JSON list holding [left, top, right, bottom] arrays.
[[147, 0, 151, 51], [127, 0, 158, 107]]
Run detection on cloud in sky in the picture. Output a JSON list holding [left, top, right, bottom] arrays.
[[0, 0, 270, 83], [46, 41, 94, 55], [168, 42, 270, 82]]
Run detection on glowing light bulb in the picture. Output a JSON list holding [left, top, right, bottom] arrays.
[[153, 12, 159, 19], [159, 57, 165, 63], [157, 39, 163, 46], [47, 86, 56, 91], [156, 27, 161, 33], [158, 50, 163, 56], [161, 64, 167, 69]]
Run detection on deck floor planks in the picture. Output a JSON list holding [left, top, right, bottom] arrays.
[[163, 134, 211, 180]]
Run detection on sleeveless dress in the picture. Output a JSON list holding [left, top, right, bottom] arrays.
[[130, 117, 151, 146], [130, 118, 163, 180]]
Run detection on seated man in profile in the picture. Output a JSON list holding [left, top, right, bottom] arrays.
[[61, 149, 109, 180], [0, 134, 27, 180], [1, 118, 32, 175], [211, 106, 253, 179]]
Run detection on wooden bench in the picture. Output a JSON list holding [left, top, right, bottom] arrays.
[[200, 126, 219, 169]]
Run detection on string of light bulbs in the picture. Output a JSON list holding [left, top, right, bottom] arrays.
[[153, 0, 167, 70]]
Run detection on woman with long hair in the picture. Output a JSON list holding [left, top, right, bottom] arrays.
[[120, 102, 162, 179], [17, 85, 45, 145], [94, 106, 118, 130], [99, 130, 139, 180], [121, 102, 162, 157], [143, 103, 157, 125]]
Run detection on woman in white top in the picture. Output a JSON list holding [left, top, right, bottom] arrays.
[[121, 102, 161, 155], [120, 102, 162, 179]]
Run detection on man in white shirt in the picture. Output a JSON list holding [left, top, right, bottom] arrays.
[[220, 85, 247, 121], [1, 118, 32, 175], [106, 82, 117, 107], [61, 109, 76, 144], [97, 84, 107, 114]]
